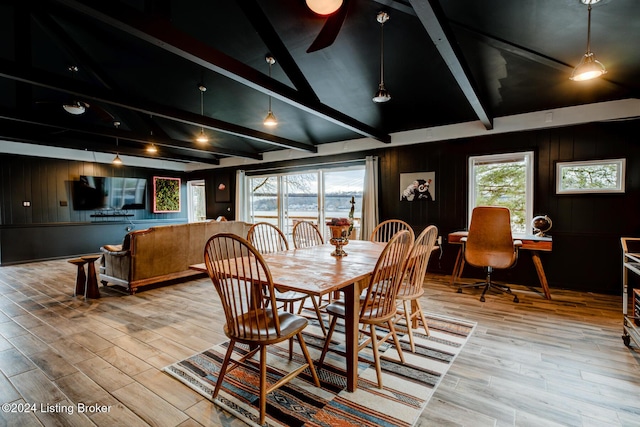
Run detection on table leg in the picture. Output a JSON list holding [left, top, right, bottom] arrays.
[[74, 264, 87, 297], [344, 281, 359, 392], [450, 247, 465, 287], [530, 250, 551, 300]]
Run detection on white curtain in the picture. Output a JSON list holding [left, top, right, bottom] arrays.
[[234, 170, 247, 221], [360, 156, 379, 239]]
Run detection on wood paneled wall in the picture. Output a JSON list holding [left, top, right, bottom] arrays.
[[0, 154, 189, 264]]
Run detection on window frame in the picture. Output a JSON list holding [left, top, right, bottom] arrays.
[[468, 151, 534, 234], [556, 158, 626, 194]]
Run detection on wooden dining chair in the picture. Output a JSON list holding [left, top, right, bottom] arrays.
[[318, 229, 414, 389], [292, 220, 324, 249], [393, 225, 439, 352], [458, 206, 522, 302], [247, 222, 289, 254], [204, 233, 321, 425], [248, 222, 327, 336], [369, 219, 415, 243]]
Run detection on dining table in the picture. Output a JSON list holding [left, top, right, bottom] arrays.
[[191, 239, 385, 392]]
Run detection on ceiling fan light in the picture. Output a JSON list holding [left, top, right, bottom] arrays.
[[196, 129, 209, 143], [306, 0, 343, 16], [112, 154, 123, 165], [570, 52, 607, 81], [263, 110, 278, 127], [373, 84, 391, 103], [62, 102, 86, 115]]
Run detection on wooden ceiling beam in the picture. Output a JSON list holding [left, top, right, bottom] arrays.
[[51, 0, 391, 143], [409, 0, 493, 130]]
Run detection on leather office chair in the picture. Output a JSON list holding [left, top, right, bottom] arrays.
[[318, 229, 414, 388], [248, 222, 327, 336], [369, 219, 415, 243], [204, 233, 320, 425], [458, 206, 522, 302], [394, 225, 438, 352]]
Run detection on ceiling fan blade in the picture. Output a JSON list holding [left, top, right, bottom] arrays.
[[306, 0, 350, 53]]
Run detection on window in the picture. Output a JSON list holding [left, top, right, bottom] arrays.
[[556, 158, 625, 194], [469, 151, 534, 234], [246, 165, 365, 241]]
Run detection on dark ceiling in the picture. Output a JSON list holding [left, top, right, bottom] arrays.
[[0, 0, 638, 166]]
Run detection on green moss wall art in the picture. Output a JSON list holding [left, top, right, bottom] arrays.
[[153, 176, 181, 213]]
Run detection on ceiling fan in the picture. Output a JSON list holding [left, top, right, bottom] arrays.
[[306, 0, 351, 53]]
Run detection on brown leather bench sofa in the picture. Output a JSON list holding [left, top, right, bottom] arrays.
[[99, 220, 252, 294]]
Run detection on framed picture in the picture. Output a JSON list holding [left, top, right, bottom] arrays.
[[400, 172, 436, 201], [556, 159, 625, 194], [215, 174, 231, 202], [153, 176, 181, 212]]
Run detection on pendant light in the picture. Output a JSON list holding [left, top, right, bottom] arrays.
[[263, 55, 278, 127], [306, 0, 343, 16], [372, 11, 391, 103], [570, 0, 606, 82], [146, 130, 158, 154], [112, 121, 123, 165], [196, 85, 209, 143]]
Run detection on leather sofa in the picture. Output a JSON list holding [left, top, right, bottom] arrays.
[[99, 220, 253, 294]]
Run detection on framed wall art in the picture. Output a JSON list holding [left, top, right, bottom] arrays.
[[153, 176, 181, 212], [400, 172, 436, 201]]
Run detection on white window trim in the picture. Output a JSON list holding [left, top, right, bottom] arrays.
[[468, 151, 534, 233], [556, 158, 626, 194]]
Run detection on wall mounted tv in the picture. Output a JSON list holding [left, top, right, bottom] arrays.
[[73, 176, 147, 211]]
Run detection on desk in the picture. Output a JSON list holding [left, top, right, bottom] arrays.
[[448, 231, 553, 300], [191, 239, 385, 392]]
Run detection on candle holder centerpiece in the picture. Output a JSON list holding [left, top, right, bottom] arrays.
[[327, 218, 352, 257]]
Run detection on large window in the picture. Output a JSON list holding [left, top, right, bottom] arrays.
[[469, 151, 534, 234], [246, 165, 365, 241]]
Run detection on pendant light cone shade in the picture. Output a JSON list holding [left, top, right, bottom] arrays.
[[196, 85, 209, 143], [571, 3, 606, 81], [146, 144, 157, 153], [264, 56, 278, 127], [306, 0, 343, 15], [263, 110, 277, 127], [373, 12, 391, 103], [112, 121, 123, 165]]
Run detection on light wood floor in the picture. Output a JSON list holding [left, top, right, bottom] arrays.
[[0, 259, 638, 426]]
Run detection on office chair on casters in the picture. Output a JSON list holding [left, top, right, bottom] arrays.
[[457, 206, 522, 303]]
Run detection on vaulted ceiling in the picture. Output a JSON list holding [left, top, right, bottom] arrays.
[[1, 0, 638, 168]]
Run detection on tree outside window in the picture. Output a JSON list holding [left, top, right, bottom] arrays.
[[469, 152, 534, 234]]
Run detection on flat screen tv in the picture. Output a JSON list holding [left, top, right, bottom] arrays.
[[73, 176, 147, 211]]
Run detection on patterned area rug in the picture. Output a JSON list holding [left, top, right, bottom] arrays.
[[163, 313, 476, 427]]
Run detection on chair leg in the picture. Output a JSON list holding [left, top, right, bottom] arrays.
[[297, 332, 321, 387], [369, 324, 383, 389], [402, 300, 416, 353], [310, 295, 327, 337], [212, 340, 235, 399], [388, 321, 405, 364], [415, 300, 430, 337], [259, 346, 267, 426], [317, 315, 338, 367]]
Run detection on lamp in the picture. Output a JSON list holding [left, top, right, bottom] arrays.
[[264, 55, 278, 127], [112, 121, 123, 164], [570, 0, 606, 82], [372, 11, 391, 103], [146, 130, 158, 153], [196, 85, 209, 143], [306, 0, 343, 16]]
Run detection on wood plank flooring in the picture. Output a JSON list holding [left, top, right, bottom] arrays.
[[0, 259, 638, 426]]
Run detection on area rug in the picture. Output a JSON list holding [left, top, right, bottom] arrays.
[[163, 313, 476, 427]]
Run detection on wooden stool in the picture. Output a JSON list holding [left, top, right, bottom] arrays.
[[67, 258, 87, 297], [81, 255, 102, 299]]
